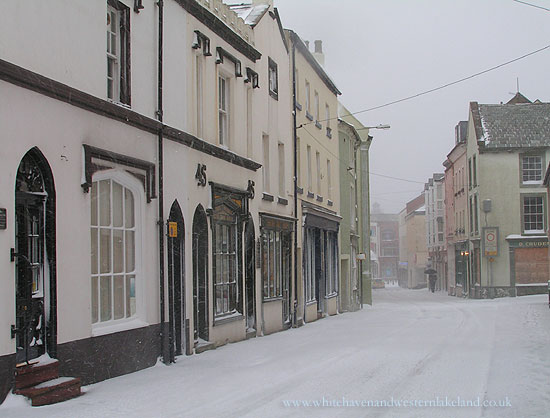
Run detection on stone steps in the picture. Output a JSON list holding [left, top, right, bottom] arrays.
[[14, 359, 81, 406]]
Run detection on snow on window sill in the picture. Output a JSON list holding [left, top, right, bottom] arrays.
[[515, 283, 548, 287], [92, 318, 149, 337], [521, 180, 543, 186], [213, 312, 244, 326]]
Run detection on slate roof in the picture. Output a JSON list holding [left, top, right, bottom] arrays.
[[471, 100, 550, 150]]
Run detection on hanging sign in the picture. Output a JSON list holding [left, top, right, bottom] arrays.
[[168, 222, 178, 238]]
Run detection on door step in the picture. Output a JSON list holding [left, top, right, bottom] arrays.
[[195, 340, 216, 354], [15, 359, 81, 406], [245, 329, 256, 340]]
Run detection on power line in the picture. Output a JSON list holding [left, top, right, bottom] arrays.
[[370, 172, 426, 184], [302, 42, 550, 125], [300, 125, 428, 185], [513, 0, 550, 12]]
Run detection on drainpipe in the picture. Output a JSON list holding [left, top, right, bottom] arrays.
[[291, 36, 299, 327], [157, 0, 167, 364]]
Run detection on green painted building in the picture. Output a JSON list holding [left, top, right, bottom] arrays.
[[338, 104, 373, 308]]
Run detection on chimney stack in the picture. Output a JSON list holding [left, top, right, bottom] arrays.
[[312, 39, 325, 66]]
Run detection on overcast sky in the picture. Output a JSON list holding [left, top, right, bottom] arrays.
[[269, 0, 550, 213]]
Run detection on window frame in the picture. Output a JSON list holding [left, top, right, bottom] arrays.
[[521, 193, 546, 235], [107, 0, 130, 105], [218, 73, 230, 147], [520, 153, 544, 186], [268, 57, 278, 100], [90, 169, 144, 333], [212, 217, 238, 317]]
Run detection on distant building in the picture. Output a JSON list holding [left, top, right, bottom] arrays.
[[424, 174, 446, 291], [399, 195, 428, 288], [370, 214, 399, 284], [443, 121, 468, 296]]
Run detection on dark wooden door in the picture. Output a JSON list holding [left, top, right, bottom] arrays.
[[15, 193, 46, 364]]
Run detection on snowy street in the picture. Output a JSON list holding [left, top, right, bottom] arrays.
[[2, 287, 549, 418]]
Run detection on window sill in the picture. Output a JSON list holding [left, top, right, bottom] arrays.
[[315, 121, 322, 130], [269, 90, 279, 101], [307, 191, 315, 198], [306, 299, 317, 306], [277, 196, 288, 205], [92, 318, 149, 337], [263, 296, 283, 303], [296, 186, 304, 195], [316, 195, 323, 203], [325, 293, 338, 300], [262, 192, 274, 202], [305, 111, 314, 121], [520, 182, 544, 188], [327, 199, 334, 207], [214, 312, 244, 326], [295, 102, 303, 111]]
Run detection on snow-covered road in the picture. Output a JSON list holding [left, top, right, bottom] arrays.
[[2, 288, 549, 418]]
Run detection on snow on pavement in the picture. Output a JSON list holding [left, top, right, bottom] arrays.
[[1, 287, 549, 418]]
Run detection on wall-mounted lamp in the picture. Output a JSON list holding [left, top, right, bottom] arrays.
[[134, 0, 144, 13]]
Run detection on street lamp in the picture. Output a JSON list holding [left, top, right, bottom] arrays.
[[357, 124, 391, 131]]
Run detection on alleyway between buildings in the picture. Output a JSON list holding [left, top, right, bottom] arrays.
[[2, 288, 549, 418]]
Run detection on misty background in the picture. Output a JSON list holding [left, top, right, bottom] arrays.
[[266, 0, 550, 213]]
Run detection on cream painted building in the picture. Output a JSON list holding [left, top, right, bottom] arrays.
[[0, 0, 277, 403], [286, 31, 341, 323], [229, 0, 295, 335]]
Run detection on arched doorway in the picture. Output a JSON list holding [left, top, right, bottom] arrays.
[[14, 148, 57, 363], [192, 205, 208, 343], [244, 218, 255, 333], [167, 201, 185, 361]]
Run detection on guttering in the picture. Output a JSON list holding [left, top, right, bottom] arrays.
[[157, 0, 167, 364]]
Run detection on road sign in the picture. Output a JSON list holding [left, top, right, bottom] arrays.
[[483, 227, 498, 257]]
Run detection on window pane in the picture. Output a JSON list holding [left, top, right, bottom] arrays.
[[113, 229, 124, 274], [125, 188, 134, 228], [114, 275, 125, 320], [100, 276, 112, 321], [126, 275, 136, 317], [216, 286, 222, 315], [99, 180, 111, 226], [91, 182, 98, 226], [91, 276, 98, 323], [91, 228, 98, 275], [100, 228, 111, 274], [126, 231, 135, 272], [113, 181, 123, 227], [223, 285, 229, 312]]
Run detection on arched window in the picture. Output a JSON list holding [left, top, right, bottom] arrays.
[[90, 170, 142, 326]]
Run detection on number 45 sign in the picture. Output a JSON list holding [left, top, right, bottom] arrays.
[[483, 227, 499, 257]]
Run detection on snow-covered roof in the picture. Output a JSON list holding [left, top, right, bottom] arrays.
[[471, 99, 550, 149], [229, 4, 269, 27]]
